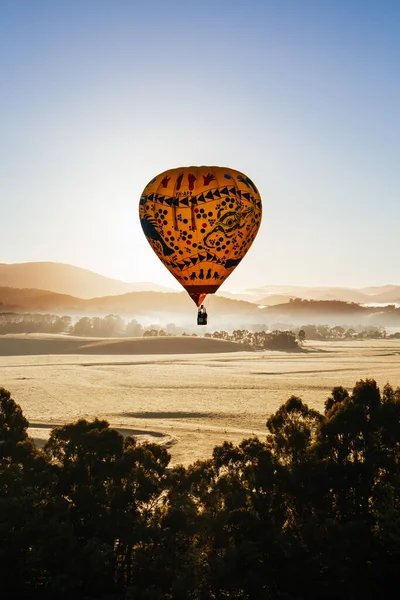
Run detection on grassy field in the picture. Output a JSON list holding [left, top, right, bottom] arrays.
[[1, 334, 400, 466]]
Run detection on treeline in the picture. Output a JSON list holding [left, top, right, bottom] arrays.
[[0, 313, 144, 337], [0, 313, 397, 342], [0, 313, 299, 350], [3, 379, 400, 598], [287, 297, 399, 313], [289, 298, 399, 313], [145, 328, 299, 350], [204, 328, 300, 350], [0, 313, 73, 333], [295, 323, 387, 340], [289, 297, 363, 309]]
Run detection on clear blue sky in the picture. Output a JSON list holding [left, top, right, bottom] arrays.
[[1, 0, 399, 291]]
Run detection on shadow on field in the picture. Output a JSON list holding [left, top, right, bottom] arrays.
[[119, 411, 219, 420]]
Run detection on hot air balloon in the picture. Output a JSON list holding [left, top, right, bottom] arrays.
[[139, 166, 262, 324]]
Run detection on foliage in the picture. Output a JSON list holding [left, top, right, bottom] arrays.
[[204, 328, 300, 350], [1, 311, 395, 344], [296, 323, 387, 340], [0, 313, 72, 334], [3, 379, 400, 597]]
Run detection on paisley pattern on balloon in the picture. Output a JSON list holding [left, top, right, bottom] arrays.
[[139, 166, 262, 306]]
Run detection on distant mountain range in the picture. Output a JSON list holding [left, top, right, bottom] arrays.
[[0, 286, 263, 330], [1, 288, 400, 330], [1, 262, 400, 329], [0, 262, 174, 298], [1, 262, 400, 305], [247, 284, 400, 305], [0, 286, 255, 318]]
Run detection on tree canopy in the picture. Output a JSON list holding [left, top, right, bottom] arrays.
[[2, 379, 400, 598]]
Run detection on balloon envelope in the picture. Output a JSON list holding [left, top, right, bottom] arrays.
[[139, 166, 262, 306]]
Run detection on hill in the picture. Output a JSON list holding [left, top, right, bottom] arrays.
[[247, 285, 400, 305], [0, 333, 251, 356], [2, 262, 400, 306], [0, 262, 174, 298], [0, 286, 260, 329], [2, 287, 400, 329], [0, 286, 86, 312], [258, 299, 400, 327]]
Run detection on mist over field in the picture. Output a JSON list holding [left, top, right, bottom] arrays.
[[0, 261, 399, 465], [2, 263, 400, 334]]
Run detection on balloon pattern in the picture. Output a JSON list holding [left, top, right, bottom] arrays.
[[139, 166, 262, 306]]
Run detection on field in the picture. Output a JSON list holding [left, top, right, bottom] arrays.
[[1, 334, 400, 466]]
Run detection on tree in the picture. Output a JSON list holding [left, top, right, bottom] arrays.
[[266, 395, 323, 465], [126, 319, 144, 337], [102, 314, 125, 336], [264, 330, 299, 350], [73, 317, 92, 336], [0, 389, 80, 598], [52, 315, 72, 333], [4, 380, 400, 598], [0, 387, 29, 460], [44, 418, 171, 595], [298, 329, 306, 344]]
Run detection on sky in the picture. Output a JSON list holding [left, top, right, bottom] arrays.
[[1, 0, 399, 292]]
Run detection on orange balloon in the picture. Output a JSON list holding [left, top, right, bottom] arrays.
[[139, 166, 262, 306]]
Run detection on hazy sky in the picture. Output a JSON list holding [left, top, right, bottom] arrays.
[[1, 0, 399, 291]]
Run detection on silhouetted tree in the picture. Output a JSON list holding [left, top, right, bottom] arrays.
[[126, 318, 144, 337], [2, 379, 400, 598], [73, 316, 92, 336]]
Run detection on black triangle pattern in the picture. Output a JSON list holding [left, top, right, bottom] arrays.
[[166, 251, 232, 271], [142, 186, 259, 208]]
